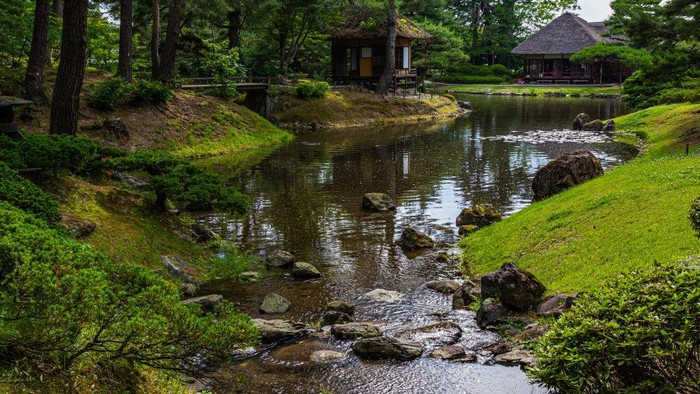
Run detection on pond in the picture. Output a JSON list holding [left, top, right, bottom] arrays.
[[197, 94, 630, 393]]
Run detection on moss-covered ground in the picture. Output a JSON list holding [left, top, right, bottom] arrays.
[[442, 84, 623, 97], [460, 103, 700, 293]]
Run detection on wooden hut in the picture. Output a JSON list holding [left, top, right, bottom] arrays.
[[512, 13, 627, 84], [330, 11, 430, 89]]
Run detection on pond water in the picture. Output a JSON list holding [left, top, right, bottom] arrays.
[[197, 95, 630, 393]]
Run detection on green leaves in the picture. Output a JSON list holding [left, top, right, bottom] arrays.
[[689, 196, 700, 238]]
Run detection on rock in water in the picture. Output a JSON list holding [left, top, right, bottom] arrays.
[[326, 300, 355, 315], [266, 250, 295, 267], [362, 193, 397, 211], [396, 228, 434, 250], [253, 319, 311, 343], [532, 150, 604, 201], [480, 263, 546, 311], [426, 280, 461, 294], [260, 293, 291, 313], [182, 294, 223, 313], [190, 222, 218, 242], [452, 281, 478, 309], [363, 289, 403, 302], [430, 345, 476, 362], [292, 262, 321, 278], [394, 322, 462, 346], [572, 113, 591, 130], [455, 205, 502, 228], [331, 322, 382, 339], [493, 350, 537, 366], [458, 225, 479, 236], [602, 119, 616, 132], [476, 299, 510, 329], [310, 350, 347, 363], [321, 310, 353, 326], [352, 336, 423, 360], [582, 119, 604, 131]]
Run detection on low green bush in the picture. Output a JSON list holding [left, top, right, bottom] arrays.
[[131, 79, 173, 105], [207, 242, 260, 281], [530, 259, 700, 392], [295, 81, 328, 99], [432, 75, 507, 84], [87, 78, 173, 110], [0, 202, 258, 380], [0, 162, 61, 223], [690, 196, 700, 237]]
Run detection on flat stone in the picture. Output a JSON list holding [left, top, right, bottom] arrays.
[[493, 350, 537, 366], [352, 336, 423, 360], [362, 193, 396, 211], [330, 322, 382, 339], [426, 280, 461, 294], [252, 319, 311, 343], [321, 310, 352, 326], [430, 345, 476, 362], [326, 300, 355, 315], [310, 350, 347, 363], [162, 255, 199, 284], [396, 228, 434, 250], [292, 262, 321, 278], [182, 294, 223, 313], [394, 321, 462, 346], [266, 250, 296, 267], [363, 288, 403, 302], [260, 293, 291, 314]]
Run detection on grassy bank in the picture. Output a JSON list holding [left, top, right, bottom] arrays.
[[271, 90, 465, 129], [460, 103, 700, 293], [442, 84, 623, 97]]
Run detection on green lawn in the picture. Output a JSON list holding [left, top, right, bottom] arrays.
[[442, 84, 623, 96], [460, 104, 700, 293]]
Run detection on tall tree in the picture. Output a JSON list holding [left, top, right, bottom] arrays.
[[159, 0, 184, 83], [49, 0, 88, 135], [151, 0, 160, 79], [376, 0, 397, 96], [25, 0, 51, 104], [117, 0, 133, 82], [227, 9, 241, 49], [52, 0, 63, 16]]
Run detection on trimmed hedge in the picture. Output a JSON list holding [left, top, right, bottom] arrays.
[[294, 81, 329, 98], [87, 77, 173, 110], [432, 63, 513, 84], [0, 162, 61, 223]]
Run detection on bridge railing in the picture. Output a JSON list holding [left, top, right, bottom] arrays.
[[179, 75, 271, 89]]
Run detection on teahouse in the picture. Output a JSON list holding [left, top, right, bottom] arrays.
[[330, 10, 430, 89], [512, 12, 627, 84]]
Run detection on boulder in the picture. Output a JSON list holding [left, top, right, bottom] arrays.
[[426, 280, 461, 294], [190, 223, 218, 242], [326, 300, 355, 315], [113, 172, 150, 190], [60, 218, 96, 238], [362, 193, 396, 211], [458, 225, 479, 236], [476, 299, 510, 329], [292, 262, 321, 278], [363, 288, 403, 302], [532, 150, 604, 201], [331, 322, 382, 339], [394, 322, 462, 346], [430, 345, 475, 362], [253, 319, 311, 343], [582, 119, 604, 131], [458, 101, 473, 110], [103, 118, 129, 139], [480, 263, 546, 311], [310, 350, 347, 363], [536, 293, 578, 317], [493, 350, 537, 366], [572, 113, 591, 130], [455, 205, 502, 228], [452, 281, 478, 310], [266, 250, 295, 267], [321, 310, 353, 326], [352, 336, 423, 360], [396, 228, 434, 250], [162, 255, 199, 284], [602, 119, 616, 132], [179, 282, 196, 296], [182, 294, 223, 313], [260, 293, 291, 314]]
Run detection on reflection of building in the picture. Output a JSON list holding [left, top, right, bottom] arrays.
[[330, 9, 430, 90], [512, 13, 627, 84]]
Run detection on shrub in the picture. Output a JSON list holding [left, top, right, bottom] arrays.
[[295, 81, 328, 99], [131, 79, 173, 105], [530, 259, 700, 393], [207, 242, 260, 281], [690, 196, 700, 237], [0, 162, 61, 223], [0, 202, 258, 378], [432, 75, 507, 84], [87, 77, 131, 110]]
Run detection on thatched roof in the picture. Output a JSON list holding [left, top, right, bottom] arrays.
[[512, 13, 624, 55], [331, 8, 431, 40]]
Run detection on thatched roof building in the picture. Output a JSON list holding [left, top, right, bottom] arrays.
[[331, 10, 431, 40], [512, 13, 628, 84]]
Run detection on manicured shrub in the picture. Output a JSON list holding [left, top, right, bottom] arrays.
[[530, 259, 700, 393], [295, 81, 328, 99], [0, 202, 258, 377], [0, 162, 61, 223], [432, 75, 507, 84], [87, 77, 131, 110], [690, 196, 700, 237], [131, 79, 173, 105]]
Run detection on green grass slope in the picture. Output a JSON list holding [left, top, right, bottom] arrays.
[[460, 104, 700, 293]]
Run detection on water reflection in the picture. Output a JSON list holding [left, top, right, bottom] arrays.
[[198, 95, 630, 393]]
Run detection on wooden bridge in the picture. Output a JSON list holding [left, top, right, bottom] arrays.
[[179, 76, 271, 91]]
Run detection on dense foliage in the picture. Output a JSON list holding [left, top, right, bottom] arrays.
[[294, 81, 329, 98], [432, 63, 512, 84], [0, 202, 258, 378], [0, 162, 61, 223], [530, 258, 700, 392], [690, 196, 700, 238], [87, 77, 172, 110]]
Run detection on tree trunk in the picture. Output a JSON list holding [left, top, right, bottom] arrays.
[[25, 0, 50, 105], [227, 9, 241, 49], [52, 0, 63, 16], [376, 0, 397, 96], [49, 0, 88, 135], [278, 32, 287, 76], [158, 0, 184, 84], [117, 0, 133, 82], [151, 0, 160, 80]]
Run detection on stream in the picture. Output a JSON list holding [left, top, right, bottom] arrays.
[[197, 94, 630, 393]]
